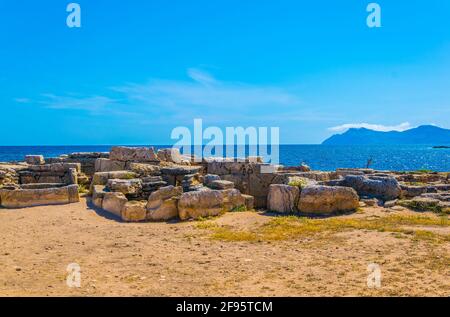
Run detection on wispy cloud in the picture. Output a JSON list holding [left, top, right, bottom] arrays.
[[113, 68, 300, 113], [38, 94, 117, 112], [328, 122, 412, 133], [19, 68, 303, 122], [186, 68, 217, 86], [14, 97, 31, 103]]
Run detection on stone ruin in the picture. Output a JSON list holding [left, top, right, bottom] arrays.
[[0, 156, 83, 208], [1, 147, 449, 219]]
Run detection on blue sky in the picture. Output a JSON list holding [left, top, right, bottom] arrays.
[[1, 0, 449, 145]]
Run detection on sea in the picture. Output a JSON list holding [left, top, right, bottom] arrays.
[[0, 144, 449, 172]]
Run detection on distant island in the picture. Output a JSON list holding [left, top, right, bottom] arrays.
[[322, 125, 450, 145], [433, 145, 450, 149]]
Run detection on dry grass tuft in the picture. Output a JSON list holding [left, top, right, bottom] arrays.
[[197, 214, 449, 243]]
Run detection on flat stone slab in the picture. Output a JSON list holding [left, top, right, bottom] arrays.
[[109, 146, 159, 162], [160, 166, 202, 176], [20, 183, 67, 189], [25, 155, 45, 165], [208, 180, 234, 190], [106, 178, 142, 195], [0, 184, 79, 208]]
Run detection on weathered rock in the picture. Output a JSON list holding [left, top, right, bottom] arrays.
[[106, 178, 142, 195], [141, 180, 168, 193], [203, 174, 221, 186], [246, 156, 263, 163], [361, 198, 379, 207], [24, 162, 81, 173], [181, 173, 202, 192], [92, 185, 108, 208], [94, 158, 126, 173], [109, 146, 159, 162], [60, 152, 109, 176], [420, 193, 450, 202], [161, 166, 203, 186], [208, 180, 234, 190], [429, 184, 450, 192], [267, 184, 299, 213], [298, 185, 359, 214], [68, 152, 109, 159], [384, 199, 398, 208], [66, 168, 78, 185], [25, 155, 45, 165], [340, 175, 401, 201], [242, 194, 255, 210], [400, 184, 428, 198], [121, 201, 147, 222], [146, 186, 182, 221], [102, 192, 128, 217], [125, 162, 161, 177], [222, 188, 246, 211], [160, 165, 203, 176], [19, 163, 81, 185], [178, 189, 245, 220], [395, 173, 445, 184], [0, 166, 19, 188], [157, 148, 183, 163], [283, 171, 336, 182], [299, 163, 311, 172], [204, 160, 275, 208], [20, 183, 66, 189], [91, 171, 138, 187], [398, 197, 446, 212], [0, 185, 79, 208], [336, 168, 374, 177]]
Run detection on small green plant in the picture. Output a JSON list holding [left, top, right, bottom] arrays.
[[197, 215, 220, 222], [398, 199, 444, 214], [78, 184, 89, 194], [231, 205, 247, 212], [403, 181, 428, 186], [288, 178, 309, 189], [196, 221, 219, 230], [415, 169, 434, 174], [123, 172, 137, 179]]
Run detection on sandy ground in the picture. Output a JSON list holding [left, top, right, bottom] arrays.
[[0, 198, 448, 297]]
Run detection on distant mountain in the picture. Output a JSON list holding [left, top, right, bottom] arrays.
[[322, 125, 450, 145]]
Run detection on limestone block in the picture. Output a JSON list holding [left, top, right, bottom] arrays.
[[94, 158, 126, 173], [102, 192, 128, 217], [146, 186, 183, 221], [0, 185, 79, 208], [298, 185, 359, 214], [25, 155, 45, 165], [267, 184, 299, 213], [121, 201, 147, 222], [109, 146, 159, 162]]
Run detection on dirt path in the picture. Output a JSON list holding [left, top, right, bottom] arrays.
[[0, 198, 448, 296]]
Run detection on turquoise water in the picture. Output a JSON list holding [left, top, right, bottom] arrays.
[[0, 144, 449, 172]]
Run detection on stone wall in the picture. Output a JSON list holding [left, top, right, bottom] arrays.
[[204, 159, 338, 208], [0, 166, 20, 188], [18, 163, 81, 186], [47, 152, 109, 176]]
